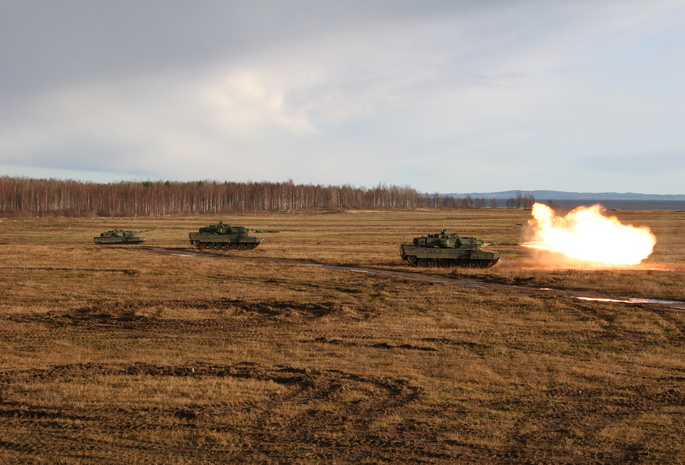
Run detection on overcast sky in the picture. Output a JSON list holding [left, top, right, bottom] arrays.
[[1, 0, 684, 194]]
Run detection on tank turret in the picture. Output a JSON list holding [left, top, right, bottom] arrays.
[[94, 229, 151, 245], [400, 230, 499, 267]]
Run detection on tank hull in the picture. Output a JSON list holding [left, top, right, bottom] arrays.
[[94, 236, 145, 245], [189, 232, 262, 250], [400, 244, 499, 268]]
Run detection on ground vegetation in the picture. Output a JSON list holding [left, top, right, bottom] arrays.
[[0, 209, 684, 464]]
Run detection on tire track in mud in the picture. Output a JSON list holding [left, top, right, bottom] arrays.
[[3, 361, 682, 464], [141, 247, 685, 310], [0, 266, 138, 275], [304, 335, 440, 352], [135, 247, 685, 349], [0, 361, 425, 463], [490, 383, 685, 465], [8, 298, 377, 331]]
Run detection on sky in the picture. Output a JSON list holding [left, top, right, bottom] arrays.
[[1, 0, 684, 194]]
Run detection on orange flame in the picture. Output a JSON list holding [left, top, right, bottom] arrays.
[[522, 203, 656, 266]]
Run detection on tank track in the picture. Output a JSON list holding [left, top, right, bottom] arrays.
[[190, 240, 259, 250], [94, 238, 146, 245], [403, 256, 498, 268]]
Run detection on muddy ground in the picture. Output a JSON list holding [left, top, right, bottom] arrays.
[[1, 211, 684, 464]]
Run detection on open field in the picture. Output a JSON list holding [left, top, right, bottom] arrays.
[[1, 208, 684, 464]]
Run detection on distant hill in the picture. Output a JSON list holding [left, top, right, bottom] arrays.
[[448, 190, 685, 201]]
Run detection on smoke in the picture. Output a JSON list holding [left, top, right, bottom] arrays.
[[520, 203, 657, 267]]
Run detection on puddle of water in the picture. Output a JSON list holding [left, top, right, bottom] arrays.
[[576, 296, 685, 309], [142, 247, 211, 258]]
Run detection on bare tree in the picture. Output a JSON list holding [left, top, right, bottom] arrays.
[[0, 177, 431, 217]]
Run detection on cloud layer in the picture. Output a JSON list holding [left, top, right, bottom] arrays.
[[2, 0, 684, 193]]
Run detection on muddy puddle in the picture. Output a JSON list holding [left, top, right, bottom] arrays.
[[145, 247, 205, 258], [575, 296, 685, 309]]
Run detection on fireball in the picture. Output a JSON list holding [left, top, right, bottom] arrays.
[[522, 203, 656, 266]]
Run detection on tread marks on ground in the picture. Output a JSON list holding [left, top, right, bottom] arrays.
[[0, 362, 425, 463], [7, 298, 377, 331]]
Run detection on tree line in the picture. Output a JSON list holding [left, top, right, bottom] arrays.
[[0, 177, 534, 217], [0, 177, 425, 216]]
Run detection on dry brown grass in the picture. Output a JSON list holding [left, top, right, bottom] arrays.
[[1, 209, 684, 464]]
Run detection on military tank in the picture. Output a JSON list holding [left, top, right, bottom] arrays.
[[189, 221, 275, 250], [400, 230, 500, 268], [94, 229, 151, 245]]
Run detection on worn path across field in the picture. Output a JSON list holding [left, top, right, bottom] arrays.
[[141, 246, 685, 310]]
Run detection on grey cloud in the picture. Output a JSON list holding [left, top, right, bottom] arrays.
[[2, 0, 684, 194], [1, 0, 524, 95]]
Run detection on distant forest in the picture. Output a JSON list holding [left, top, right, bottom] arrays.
[[0, 177, 534, 217]]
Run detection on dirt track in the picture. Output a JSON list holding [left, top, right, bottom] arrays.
[[141, 246, 685, 309], [0, 361, 426, 463]]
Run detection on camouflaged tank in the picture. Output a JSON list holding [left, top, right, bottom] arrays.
[[400, 230, 499, 268], [189, 221, 277, 250], [94, 229, 150, 245]]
